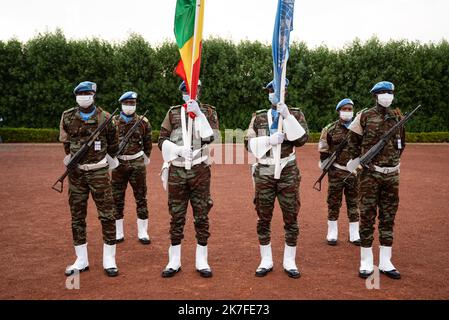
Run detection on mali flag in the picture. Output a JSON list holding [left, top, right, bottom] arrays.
[[174, 0, 205, 100]]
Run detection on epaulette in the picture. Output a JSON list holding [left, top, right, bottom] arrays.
[[169, 105, 183, 111], [324, 120, 339, 130], [201, 103, 216, 110], [289, 107, 302, 112], [63, 107, 76, 115], [255, 109, 267, 115], [356, 108, 368, 115]]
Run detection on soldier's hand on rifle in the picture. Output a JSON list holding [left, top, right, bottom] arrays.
[[269, 132, 285, 146], [346, 158, 362, 173], [63, 154, 71, 166], [277, 102, 290, 118], [177, 146, 193, 161], [186, 99, 202, 117]]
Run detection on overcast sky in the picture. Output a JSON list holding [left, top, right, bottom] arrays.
[[1, 0, 448, 47]]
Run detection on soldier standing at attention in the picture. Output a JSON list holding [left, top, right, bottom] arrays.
[[158, 81, 219, 278], [59, 81, 119, 277], [318, 98, 361, 246], [346, 81, 405, 280], [111, 91, 152, 245], [245, 79, 309, 279]]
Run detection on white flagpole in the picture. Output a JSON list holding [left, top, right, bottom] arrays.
[[274, 60, 287, 179], [184, 0, 202, 170]]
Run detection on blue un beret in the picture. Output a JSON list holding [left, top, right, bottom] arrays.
[[73, 81, 97, 94], [179, 80, 202, 92], [336, 98, 354, 111], [264, 78, 290, 90], [370, 81, 395, 94], [118, 91, 138, 102]]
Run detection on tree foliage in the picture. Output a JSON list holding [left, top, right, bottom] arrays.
[[1, 31, 448, 131]]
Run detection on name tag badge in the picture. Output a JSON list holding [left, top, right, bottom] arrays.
[[94, 140, 101, 151], [397, 139, 402, 149]]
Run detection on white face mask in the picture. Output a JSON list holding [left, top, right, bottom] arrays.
[[182, 94, 190, 103], [122, 104, 136, 115], [340, 111, 354, 122], [377, 93, 394, 108], [76, 95, 94, 108], [268, 93, 278, 105]]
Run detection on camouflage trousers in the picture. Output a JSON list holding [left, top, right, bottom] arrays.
[[359, 169, 400, 248], [111, 157, 148, 220], [168, 163, 213, 246], [253, 161, 300, 247], [68, 167, 116, 246], [327, 167, 359, 222]]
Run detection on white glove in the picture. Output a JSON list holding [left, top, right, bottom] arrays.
[[346, 158, 361, 173], [277, 102, 290, 118], [177, 146, 193, 161], [318, 160, 324, 170], [63, 154, 71, 166], [160, 162, 169, 191], [186, 99, 202, 117], [269, 132, 285, 146]]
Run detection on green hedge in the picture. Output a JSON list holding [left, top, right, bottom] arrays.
[[0, 128, 59, 143], [1, 31, 449, 132], [1, 128, 448, 144]]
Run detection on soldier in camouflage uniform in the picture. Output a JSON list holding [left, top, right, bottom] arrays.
[[59, 81, 119, 277], [111, 91, 152, 245], [158, 81, 219, 278], [245, 79, 309, 279], [346, 81, 405, 280], [318, 98, 361, 246]]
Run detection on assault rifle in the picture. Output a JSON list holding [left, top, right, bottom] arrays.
[[313, 135, 349, 191], [343, 105, 421, 185], [115, 110, 149, 157], [51, 108, 119, 193]]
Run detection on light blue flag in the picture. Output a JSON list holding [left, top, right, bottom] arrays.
[[272, 0, 295, 104]]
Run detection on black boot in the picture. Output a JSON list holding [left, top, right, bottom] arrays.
[[161, 267, 181, 278], [381, 269, 401, 280], [255, 267, 273, 277], [139, 237, 151, 245], [197, 269, 213, 278], [284, 269, 301, 279], [104, 268, 119, 277]]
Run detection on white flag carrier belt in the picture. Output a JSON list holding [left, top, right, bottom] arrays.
[[117, 150, 144, 161], [78, 157, 108, 171], [172, 155, 208, 168], [257, 152, 296, 168]]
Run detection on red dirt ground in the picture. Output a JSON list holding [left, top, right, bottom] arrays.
[[0, 143, 448, 300]]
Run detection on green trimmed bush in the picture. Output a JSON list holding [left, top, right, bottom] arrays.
[[0, 128, 59, 143], [1, 32, 448, 132]]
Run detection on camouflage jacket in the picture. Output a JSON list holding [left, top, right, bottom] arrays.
[[318, 119, 352, 166], [244, 106, 309, 158], [347, 106, 406, 167], [59, 106, 119, 164], [158, 103, 219, 151], [113, 113, 152, 157]]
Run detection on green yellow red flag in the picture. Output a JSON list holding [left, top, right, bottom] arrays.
[[174, 0, 205, 100]]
